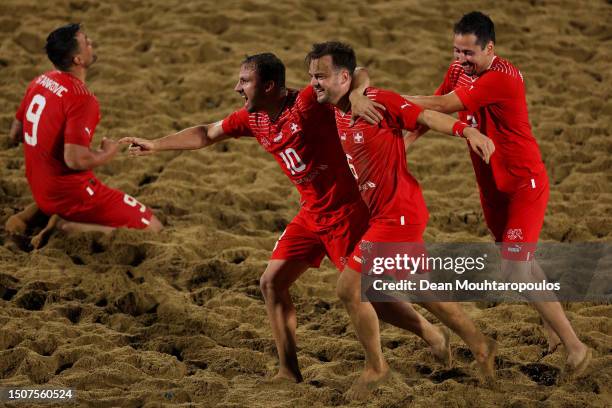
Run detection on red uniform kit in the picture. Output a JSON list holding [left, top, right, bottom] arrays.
[[436, 57, 548, 260], [333, 88, 430, 273], [16, 70, 153, 228], [222, 86, 368, 270]]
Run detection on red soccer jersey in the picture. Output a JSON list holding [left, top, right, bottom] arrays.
[[334, 87, 429, 225], [222, 85, 363, 229], [15, 70, 100, 212], [436, 57, 545, 193]]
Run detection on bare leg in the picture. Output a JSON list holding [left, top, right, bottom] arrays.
[[502, 259, 590, 377], [5, 203, 41, 234], [531, 262, 561, 353], [372, 301, 451, 367], [259, 259, 309, 383], [420, 301, 497, 383], [337, 269, 389, 400], [31, 214, 61, 248], [30, 216, 116, 249], [31, 213, 161, 249]]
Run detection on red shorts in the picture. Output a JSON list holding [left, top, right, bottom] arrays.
[[480, 171, 549, 261], [271, 202, 369, 271], [348, 219, 427, 274], [37, 178, 153, 229]]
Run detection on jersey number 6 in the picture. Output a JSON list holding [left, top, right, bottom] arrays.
[[24, 94, 47, 147]]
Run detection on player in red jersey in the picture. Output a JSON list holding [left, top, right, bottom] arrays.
[[120, 53, 450, 387], [306, 41, 497, 398], [404, 11, 591, 377], [5, 23, 162, 247]]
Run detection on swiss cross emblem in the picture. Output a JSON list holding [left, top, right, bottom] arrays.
[[340, 132, 347, 141], [353, 131, 364, 144], [290, 123, 299, 134], [506, 228, 524, 241]]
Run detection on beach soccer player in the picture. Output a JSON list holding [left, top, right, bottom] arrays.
[[403, 11, 591, 377], [307, 41, 498, 398], [6, 23, 162, 247], [121, 53, 455, 393]]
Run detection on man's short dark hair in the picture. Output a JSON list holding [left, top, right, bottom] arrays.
[[305, 41, 356, 74], [242, 53, 286, 89], [45, 23, 81, 71], [454, 11, 495, 49]]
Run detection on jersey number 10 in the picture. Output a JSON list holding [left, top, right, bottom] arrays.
[[279, 148, 306, 175], [24, 94, 47, 147]]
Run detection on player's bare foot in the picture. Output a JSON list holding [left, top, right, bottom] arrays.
[[431, 327, 452, 368], [345, 363, 390, 401], [474, 337, 497, 385], [30, 214, 61, 249], [5, 214, 27, 235], [564, 344, 591, 380], [271, 367, 303, 383], [542, 320, 562, 354]]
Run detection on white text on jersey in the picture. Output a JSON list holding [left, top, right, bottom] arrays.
[[36, 75, 68, 97]]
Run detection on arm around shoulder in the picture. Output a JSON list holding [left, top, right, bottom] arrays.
[[404, 92, 465, 114]]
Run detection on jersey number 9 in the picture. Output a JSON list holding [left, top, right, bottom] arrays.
[[24, 94, 47, 147]]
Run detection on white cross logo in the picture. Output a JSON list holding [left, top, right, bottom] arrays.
[[353, 132, 364, 144], [340, 132, 346, 141], [290, 123, 299, 134]]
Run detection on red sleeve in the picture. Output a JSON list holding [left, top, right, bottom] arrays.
[[64, 95, 100, 147], [454, 71, 516, 112], [434, 67, 453, 96], [221, 108, 253, 138], [377, 90, 424, 132]]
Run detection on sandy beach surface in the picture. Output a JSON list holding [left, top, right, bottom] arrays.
[[0, 0, 610, 406]]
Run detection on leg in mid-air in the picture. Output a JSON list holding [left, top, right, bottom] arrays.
[[371, 299, 452, 367], [418, 301, 497, 383]]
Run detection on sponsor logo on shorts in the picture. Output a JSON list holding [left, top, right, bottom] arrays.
[[507, 244, 522, 253], [506, 228, 524, 241], [352, 255, 362, 264]]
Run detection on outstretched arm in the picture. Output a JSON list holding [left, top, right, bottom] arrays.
[[119, 120, 231, 156], [416, 109, 495, 163], [404, 92, 465, 114]]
